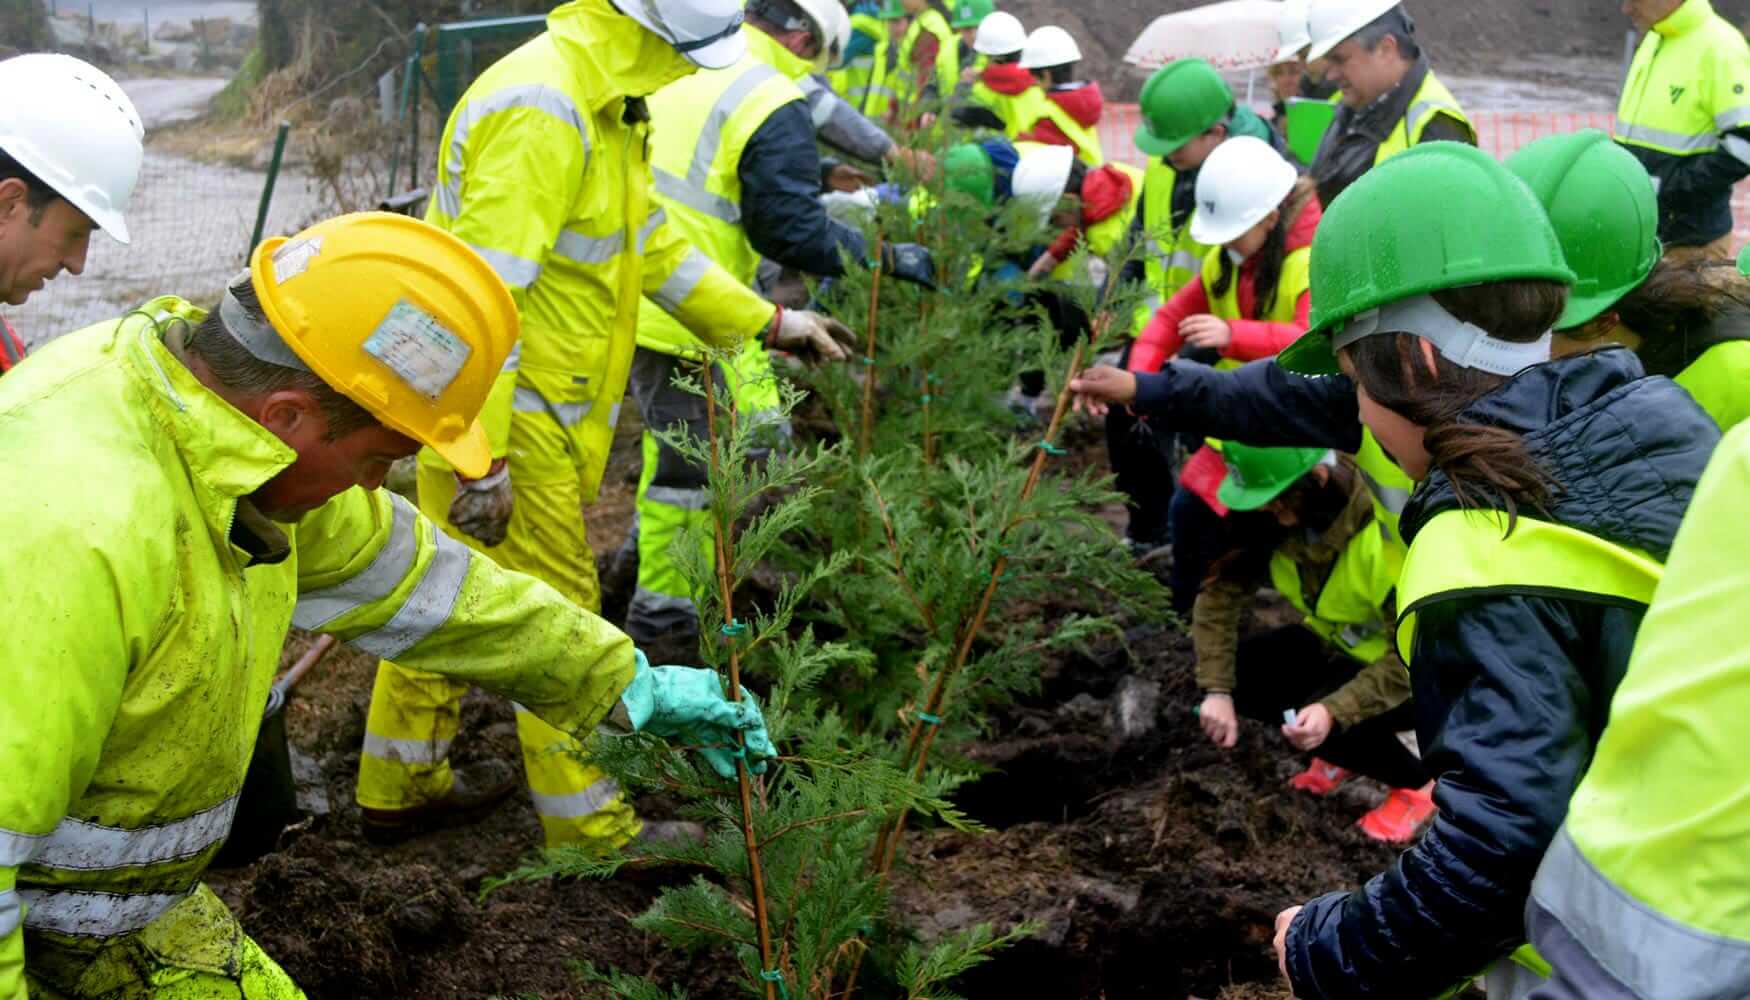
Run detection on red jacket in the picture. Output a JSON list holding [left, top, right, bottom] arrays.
[[1129, 186, 1322, 374], [1045, 164, 1134, 260], [1018, 81, 1103, 161], [981, 61, 1035, 96]]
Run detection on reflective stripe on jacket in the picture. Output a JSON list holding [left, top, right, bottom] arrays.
[[1616, 0, 1750, 245], [421, 0, 775, 497], [638, 27, 805, 360], [1529, 419, 1750, 1000], [0, 301, 636, 994], [1372, 68, 1474, 163]]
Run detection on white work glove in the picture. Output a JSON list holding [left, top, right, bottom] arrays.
[[767, 306, 858, 363], [448, 459, 513, 547]]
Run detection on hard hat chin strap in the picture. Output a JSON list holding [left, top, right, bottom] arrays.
[[1330, 293, 1551, 377], [219, 277, 311, 373]]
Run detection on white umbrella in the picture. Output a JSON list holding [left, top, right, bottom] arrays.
[[1124, 0, 1285, 72]]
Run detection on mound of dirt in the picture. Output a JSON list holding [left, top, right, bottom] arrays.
[[1003, 0, 1750, 101]]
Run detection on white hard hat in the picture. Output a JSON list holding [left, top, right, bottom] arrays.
[[1012, 144, 1075, 225], [1272, 0, 1312, 65], [789, 0, 849, 68], [0, 54, 142, 244], [1020, 25, 1081, 70], [1306, 0, 1403, 62], [616, 0, 750, 69], [1189, 136, 1298, 246], [974, 11, 1026, 56]]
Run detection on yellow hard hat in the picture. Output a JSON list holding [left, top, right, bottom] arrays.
[[249, 212, 518, 478]]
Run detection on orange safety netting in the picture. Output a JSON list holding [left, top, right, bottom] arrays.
[[1096, 105, 1750, 247]]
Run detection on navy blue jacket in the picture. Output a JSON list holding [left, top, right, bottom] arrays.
[[740, 100, 866, 277], [1281, 349, 1719, 998]]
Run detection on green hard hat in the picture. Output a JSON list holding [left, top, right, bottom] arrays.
[[876, 0, 907, 20], [945, 142, 996, 207], [1217, 443, 1328, 511], [1278, 142, 1577, 375], [950, 0, 995, 29], [1505, 130, 1660, 331], [1741, 242, 1750, 278], [1135, 59, 1234, 157]]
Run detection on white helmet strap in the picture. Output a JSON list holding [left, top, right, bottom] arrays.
[[219, 274, 310, 373], [1331, 293, 1551, 377]]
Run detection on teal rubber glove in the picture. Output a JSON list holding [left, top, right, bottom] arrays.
[[619, 650, 777, 778]]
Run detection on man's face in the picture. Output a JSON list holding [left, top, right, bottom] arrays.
[[1269, 60, 1304, 103], [1168, 127, 1225, 173], [0, 181, 93, 307], [1325, 35, 1406, 107], [773, 26, 821, 61], [1623, 0, 1683, 32], [248, 390, 421, 521]]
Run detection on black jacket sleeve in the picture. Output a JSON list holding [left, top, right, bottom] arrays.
[[951, 104, 1007, 131], [1417, 113, 1476, 146], [1655, 127, 1750, 202], [1129, 359, 1364, 452], [1284, 592, 1643, 999], [737, 100, 868, 278]]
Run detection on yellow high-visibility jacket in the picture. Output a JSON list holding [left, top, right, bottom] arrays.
[[0, 300, 637, 997], [422, 0, 777, 499]]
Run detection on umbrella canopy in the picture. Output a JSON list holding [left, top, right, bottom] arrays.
[[1125, 0, 1285, 72]]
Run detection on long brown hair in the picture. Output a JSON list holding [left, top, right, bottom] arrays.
[[1606, 257, 1750, 378], [1340, 279, 1567, 528]]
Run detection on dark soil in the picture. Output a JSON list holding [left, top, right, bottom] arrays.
[[211, 413, 1432, 999]]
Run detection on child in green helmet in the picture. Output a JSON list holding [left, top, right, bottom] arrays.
[[1191, 443, 1432, 843], [1269, 142, 1718, 1000]]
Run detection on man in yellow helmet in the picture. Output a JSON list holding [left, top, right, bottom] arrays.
[[356, 0, 853, 852], [0, 212, 775, 999]]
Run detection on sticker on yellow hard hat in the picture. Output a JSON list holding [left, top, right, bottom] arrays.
[[362, 300, 473, 400], [271, 236, 323, 283]]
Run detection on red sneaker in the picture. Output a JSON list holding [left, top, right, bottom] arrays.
[[1358, 785, 1437, 844], [1288, 758, 1353, 796]]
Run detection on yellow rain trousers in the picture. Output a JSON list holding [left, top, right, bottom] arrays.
[[354, 0, 776, 849]]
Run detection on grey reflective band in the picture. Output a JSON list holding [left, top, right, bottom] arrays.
[[654, 167, 740, 223], [528, 779, 621, 819], [32, 798, 238, 872], [294, 496, 419, 630], [1717, 105, 1750, 131], [467, 242, 542, 290], [440, 83, 591, 220], [512, 385, 592, 427], [1724, 134, 1750, 169], [20, 887, 192, 937], [651, 250, 715, 312], [1356, 466, 1411, 515], [1532, 828, 1750, 999], [637, 208, 666, 254], [1332, 293, 1552, 377], [655, 62, 782, 225], [219, 284, 309, 372], [0, 828, 46, 866], [553, 227, 625, 265], [645, 485, 710, 510], [1616, 121, 1718, 153], [0, 890, 18, 937], [361, 732, 453, 765], [1406, 99, 1463, 134], [349, 528, 472, 660]]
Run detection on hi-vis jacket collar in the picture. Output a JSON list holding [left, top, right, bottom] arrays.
[[1331, 293, 1552, 377]]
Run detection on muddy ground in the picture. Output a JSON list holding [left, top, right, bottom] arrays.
[[205, 407, 1451, 1000]]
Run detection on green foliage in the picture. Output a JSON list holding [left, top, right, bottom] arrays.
[[501, 118, 1169, 998]]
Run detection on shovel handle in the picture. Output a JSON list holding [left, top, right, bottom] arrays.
[[274, 634, 339, 698]]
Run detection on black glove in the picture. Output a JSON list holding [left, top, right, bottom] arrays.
[[883, 242, 937, 289]]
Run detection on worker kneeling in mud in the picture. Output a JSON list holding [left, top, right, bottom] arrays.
[[1191, 443, 1435, 844], [0, 212, 775, 999]]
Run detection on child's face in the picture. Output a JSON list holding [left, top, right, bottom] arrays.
[[1340, 348, 1432, 481]]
